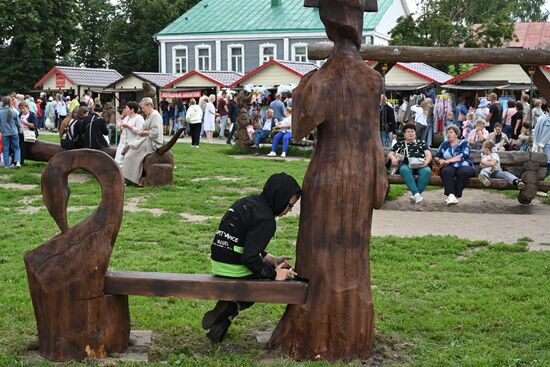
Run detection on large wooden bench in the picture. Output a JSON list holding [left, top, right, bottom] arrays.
[[104, 270, 308, 304], [23, 149, 307, 362], [384, 148, 550, 203]]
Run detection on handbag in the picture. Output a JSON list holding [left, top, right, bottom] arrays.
[[405, 141, 425, 169], [23, 130, 36, 143]]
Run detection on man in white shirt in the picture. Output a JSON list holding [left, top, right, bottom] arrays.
[[251, 108, 278, 155]]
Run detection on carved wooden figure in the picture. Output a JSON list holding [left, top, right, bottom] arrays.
[[24, 149, 129, 361], [268, 0, 387, 361], [234, 90, 253, 148]]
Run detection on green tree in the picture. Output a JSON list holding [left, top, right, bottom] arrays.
[[0, 0, 81, 94], [390, 0, 550, 48], [75, 0, 115, 68], [104, 0, 199, 76]]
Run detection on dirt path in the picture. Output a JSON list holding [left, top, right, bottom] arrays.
[[372, 189, 550, 251], [286, 189, 549, 251]]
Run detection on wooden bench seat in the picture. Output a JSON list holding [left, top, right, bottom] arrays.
[[104, 270, 309, 304], [387, 174, 550, 191]]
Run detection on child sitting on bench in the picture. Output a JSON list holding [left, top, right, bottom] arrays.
[[202, 172, 302, 343], [478, 140, 525, 189]]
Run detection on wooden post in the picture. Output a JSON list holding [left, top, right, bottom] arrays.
[[24, 150, 129, 361], [308, 44, 550, 65], [268, 1, 387, 361]]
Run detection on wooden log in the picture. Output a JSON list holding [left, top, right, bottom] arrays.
[[388, 174, 550, 191], [308, 44, 550, 65], [269, 2, 387, 362], [104, 271, 309, 304], [24, 150, 129, 361], [527, 67, 550, 104], [25, 140, 116, 162], [517, 184, 538, 204]]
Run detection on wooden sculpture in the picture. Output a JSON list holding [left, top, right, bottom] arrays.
[[234, 90, 253, 148], [268, 0, 387, 361], [24, 149, 129, 361], [24, 128, 184, 187]]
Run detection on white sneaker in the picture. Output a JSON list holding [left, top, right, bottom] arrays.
[[409, 195, 415, 204], [15, 161, 21, 169], [414, 193, 423, 204], [280, 152, 286, 158], [446, 194, 459, 206], [478, 173, 490, 187], [267, 151, 277, 157]]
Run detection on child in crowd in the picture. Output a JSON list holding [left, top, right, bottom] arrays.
[[467, 119, 489, 149], [478, 140, 525, 189], [462, 112, 475, 139], [516, 123, 531, 152]]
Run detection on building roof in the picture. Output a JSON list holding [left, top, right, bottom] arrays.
[[133, 72, 177, 88], [157, 0, 395, 36], [35, 66, 122, 89], [164, 70, 243, 88], [395, 63, 453, 84], [506, 22, 550, 49], [233, 59, 318, 86], [445, 64, 492, 84]]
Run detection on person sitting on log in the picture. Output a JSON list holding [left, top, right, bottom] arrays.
[[487, 123, 510, 152], [467, 119, 489, 150], [387, 123, 432, 204], [434, 125, 476, 206], [478, 140, 525, 189], [122, 97, 163, 186], [83, 107, 110, 150], [202, 172, 302, 343], [267, 107, 293, 158], [251, 108, 278, 155]]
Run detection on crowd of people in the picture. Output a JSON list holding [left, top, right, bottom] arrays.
[[383, 91, 550, 206], [156, 91, 295, 157]]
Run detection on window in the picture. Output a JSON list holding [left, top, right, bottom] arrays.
[[259, 43, 277, 64], [228, 44, 244, 74], [292, 43, 308, 62], [365, 35, 375, 45], [195, 45, 211, 71], [173, 46, 188, 75]]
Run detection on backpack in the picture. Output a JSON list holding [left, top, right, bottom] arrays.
[[60, 119, 78, 150]]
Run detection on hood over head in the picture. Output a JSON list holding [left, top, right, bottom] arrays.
[[261, 173, 302, 216]]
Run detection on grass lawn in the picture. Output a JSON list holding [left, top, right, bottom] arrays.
[[0, 138, 549, 366]]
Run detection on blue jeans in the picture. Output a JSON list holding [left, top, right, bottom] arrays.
[[271, 132, 292, 153], [380, 131, 391, 148], [2, 134, 21, 166], [399, 165, 432, 195], [480, 168, 518, 185], [253, 129, 270, 145], [219, 115, 228, 137]]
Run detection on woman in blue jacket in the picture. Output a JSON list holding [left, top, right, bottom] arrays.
[[0, 96, 21, 168]]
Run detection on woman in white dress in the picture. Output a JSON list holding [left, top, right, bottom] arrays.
[[203, 94, 217, 143], [115, 101, 144, 167]]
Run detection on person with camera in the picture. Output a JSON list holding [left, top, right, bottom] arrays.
[[387, 123, 432, 204], [202, 173, 301, 343], [434, 125, 476, 206]]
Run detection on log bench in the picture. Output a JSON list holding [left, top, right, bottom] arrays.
[[104, 270, 308, 304], [24, 149, 308, 362], [384, 149, 550, 204]]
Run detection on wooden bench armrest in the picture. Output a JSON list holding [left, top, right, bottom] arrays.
[[104, 270, 309, 304]]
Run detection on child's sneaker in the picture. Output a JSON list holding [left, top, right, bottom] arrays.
[[478, 173, 490, 187], [514, 179, 526, 190], [267, 151, 277, 157], [280, 152, 286, 158], [414, 193, 423, 204]]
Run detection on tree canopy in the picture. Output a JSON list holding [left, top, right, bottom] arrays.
[[0, 0, 198, 94], [389, 0, 549, 74], [390, 0, 549, 49]]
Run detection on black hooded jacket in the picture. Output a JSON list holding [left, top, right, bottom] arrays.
[[210, 173, 302, 279]]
